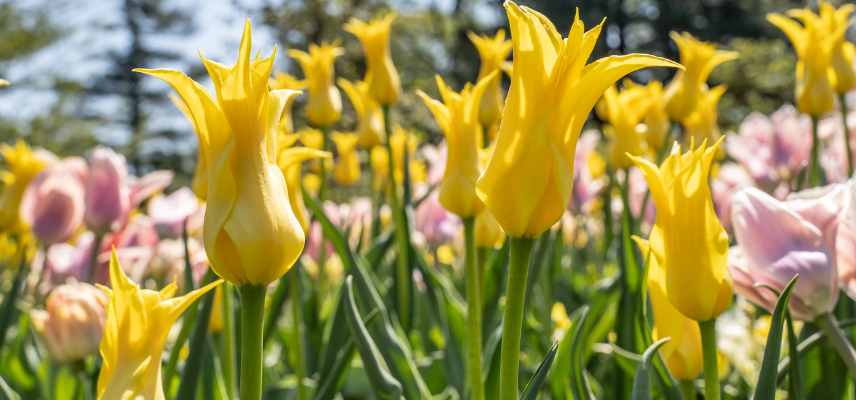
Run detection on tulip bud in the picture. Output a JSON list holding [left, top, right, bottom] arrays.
[[467, 30, 512, 128], [19, 161, 85, 245], [338, 78, 385, 148], [84, 147, 130, 233], [345, 14, 400, 105], [664, 32, 737, 121], [32, 282, 108, 363], [147, 187, 201, 238], [331, 132, 361, 186], [289, 42, 344, 128]]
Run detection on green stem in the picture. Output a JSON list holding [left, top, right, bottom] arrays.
[[816, 313, 856, 380], [221, 284, 237, 398], [239, 284, 266, 400], [679, 380, 695, 400], [291, 267, 307, 400], [499, 236, 536, 400], [698, 319, 720, 400], [807, 115, 821, 188], [464, 217, 484, 400], [382, 104, 411, 330], [840, 94, 853, 178]]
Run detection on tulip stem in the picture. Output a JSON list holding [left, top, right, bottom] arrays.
[[238, 284, 266, 400], [679, 380, 695, 400], [290, 266, 307, 400], [382, 104, 411, 330], [463, 217, 484, 400], [698, 319, 720, 400], [816, 313, 856, 380], [806, 115, 822, 188], [499, 236, 536, 400], [840, 94, 853, 178], [221, 284, 237, 398]]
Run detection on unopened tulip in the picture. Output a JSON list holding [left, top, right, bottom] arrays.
[[730, 186, 846, 320], [476, 2, 680, 238], [330, 131, 361, 186], [84, 147, 130, 233], [43, 233, 95, 290], [31, 282, 107, 363], [338, 78, 384, 148], [96, 251, 221, 399], [370, 145, 389, 191], [289, 42, 344, 127], [0, 141, 48, 230], [147, 187, 201, 238], [19, 161, 85, 244], [389, 126, 421, 185], [467, 30, 512, 128], [768, 11, 838, 116], [418, 72, 497, 217], [345, 14, 400, 105], [635, 232, 703, 380], [664, 32, 737, 121], [137, 21, 309, 284], [629, 140, 732, 321]]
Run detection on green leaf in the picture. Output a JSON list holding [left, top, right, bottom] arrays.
[[631, 338, 671, 400], [176, 271, 218, 400], [0, 256, 27, 355], [522, 341, 558, 400], [569, 306, 594, 400], [754, 275, 799, 400], [785, 311, 802, 399], [313, 288, 355, 400], [343, 276, 403, 400], [0, 374, 20, 400]]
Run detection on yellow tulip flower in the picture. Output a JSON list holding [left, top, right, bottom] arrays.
[[0, 141, 47, 230], [330, 131, 361, 186], [389, 126, 421, 185], [338, 78, 385, 148], [476, 2, 681, 238], [628, 140, 732, 321], [475, 209, 505, 249], [768, 11, 838, 116], [136, 21, 309, 285], [289, 42, 344, 128], [297, 128, 327, 173], [639, 81, 670, 153], [345, 14, 400, 105], [96, 251, 221, 400], [819, 2, 856, 94], [278, 145, 331, 234], [270, 72, 305, 135], [468, 30, 512, 128], [417, 72, 498, 217], [635, 232, 703, 380], [664, 32, 737, 121], [169, 95, 210, 200], [600, 82, 652, 169], [370, 145, 389, 191], [683, 85, 727, 145], [0, 79, 8, 87]]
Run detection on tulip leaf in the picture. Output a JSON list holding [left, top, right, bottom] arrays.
[[176, 271, 218, 400], [0, 256, 27, 355], [0, 375, 20, 400], [754, 274, 799, 400], [342, 277, 403, 400], [314, 288, 355, 400], [522, 341, 559, 400], [631, 338, 671, 400], [775, 318, 856, 383], [569, 305, 594, 400], [785, 311, 802, 399]]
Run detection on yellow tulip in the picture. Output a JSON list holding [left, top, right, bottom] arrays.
[[634, 232, 703, 380], [330, 131, 361, 186], [819, 2, 856, 94], [370, 145, 389, 191], [96, 251, 221, 400], [600, 81, 652, 169], [639, 81, 670, 153], [417, 72, 498, 217], [682, 85, 727, 145], [345, 14, 400, 105], [768, 11, 838, 116], [468, 30, 512, 128], [0, 79, 8, 87], [277, 141, 331, 234], [0, 141, 47, 230], [136, 20, 308, 285], [289, 42, 344, 128], [270, 72, 305, 135], [338, 78, 385, 148], [389, 126, 421, 185], [628, 140, 732, 321], [476, 2, 681, 238], [475, 209, 505, 249], [664, 32, 738, 121], [297, 128, 327, 173]]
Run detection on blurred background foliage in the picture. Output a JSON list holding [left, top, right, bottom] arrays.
[[0, 0, 846, 183]]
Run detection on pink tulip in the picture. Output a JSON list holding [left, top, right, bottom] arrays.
[[148, 237, 208, 289], [31, 282, 107, 363], [147, 187, 201, 238], [84, 147, 130, 232], [712, 163, 755, 231], [42, 233, 96, 291], [19, 160, 85, 244], [727, 106, 811, 193], [820, 112, 856, 183], [414, 192, 460, 247], [730, 185, 848, 320], [570, 130, 606, 214], [834, 180, 856, 298]]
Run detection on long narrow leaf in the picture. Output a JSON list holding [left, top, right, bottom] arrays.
[[522, 341, 559, 400], [631, 338, 671, 400], [754, 275, 799, 400]]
